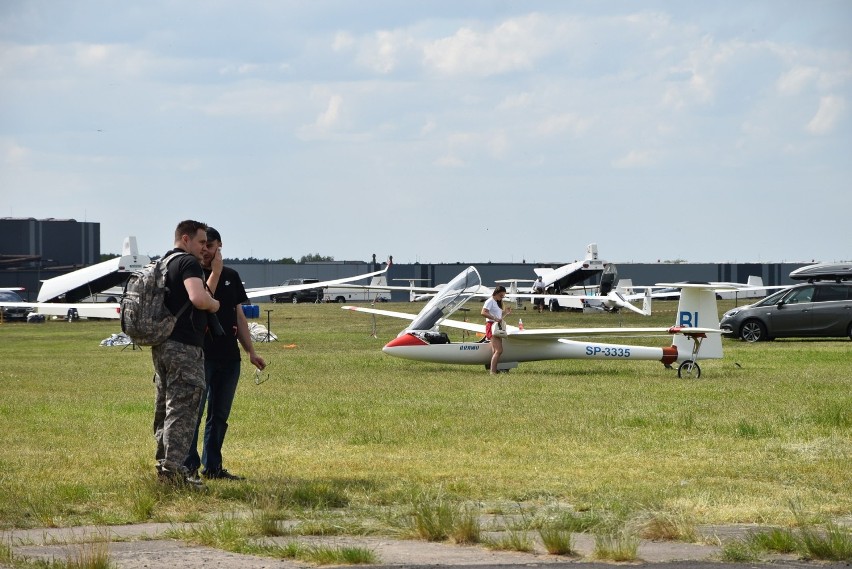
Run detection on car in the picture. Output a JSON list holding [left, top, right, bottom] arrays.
[[0, 290, 34, 321], [720, 280, 852, 342], [269, 278, 322, 304]]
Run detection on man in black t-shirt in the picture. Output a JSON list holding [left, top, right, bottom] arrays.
[[184, 227, 266, 480], [152, 220, 220, 487]]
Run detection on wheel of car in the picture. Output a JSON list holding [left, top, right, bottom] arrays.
[[848, 322, 852, 341], [677, 360, 701, 379], [270, 296, 278, 304], [291, 296, 298, 304], [740, 319, 766, 342], [335, 296, 346, 303]]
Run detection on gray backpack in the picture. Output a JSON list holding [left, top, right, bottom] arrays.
[[120, 252, 191, 346]]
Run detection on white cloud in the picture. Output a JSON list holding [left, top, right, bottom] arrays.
[[421, 14, 550, 77], [612, 149, 656, 169], [356, 29, 414, 74], [332, 31, 354, 52], [497, 92, 533, 111], [536, 113, 593, 137], [777, 65, 818, 95], [420, 120, 437, 136], [435, 154, 464, 167], [198, 85, 296, 118], [74, 43, 110, 65], [218, 63, 261, 76], [1, 140, 30, 165], [488, 130, 509, 158], [317, 94, 344, 129], [806, 95, 846, 135]]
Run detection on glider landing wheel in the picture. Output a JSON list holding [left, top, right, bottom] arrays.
[[677, 360, 701, 379]]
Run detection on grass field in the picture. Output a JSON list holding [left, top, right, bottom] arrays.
[[1, 299, 850, 535]]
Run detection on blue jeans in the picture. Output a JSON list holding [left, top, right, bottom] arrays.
[[184, 359, 241, 474]]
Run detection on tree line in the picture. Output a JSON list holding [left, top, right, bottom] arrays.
[[100, 253, 335, 264]]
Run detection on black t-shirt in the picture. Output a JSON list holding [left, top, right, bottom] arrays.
[[204, 265, 248, 361], [163, 249, 208, 347]]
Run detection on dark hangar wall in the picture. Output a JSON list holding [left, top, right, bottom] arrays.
[[0, 218, 100, 266], [0, 218, 101, 297]]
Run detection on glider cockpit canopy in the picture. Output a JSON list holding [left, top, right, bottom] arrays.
[[406, 266, 481, 333]]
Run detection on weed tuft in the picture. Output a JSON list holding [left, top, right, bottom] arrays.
[[303, 544, 378, 565], [408, 490, 458, 541], [721, 538, 761, 562], [485, 529, 535, 553], [247, 509, 286, 537], [450, 504, 481, 544], [66, 539, 113, 569], [636, 510, 698, 542], [593, 528, 639, 561], [539, 527, 575, 555], [549, 509, 601, 532], [749, 527, 799, 553], [797, 521, 852, 561]]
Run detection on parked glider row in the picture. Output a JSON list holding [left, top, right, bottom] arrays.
[[4, 239, 820, 379]]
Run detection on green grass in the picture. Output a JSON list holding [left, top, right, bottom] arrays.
[[538, 526, 575, 555], [722, 518, 852, 561], [593, 527, 640, 561], [404, 488, 481, 542], [1, 300, 850, 544]]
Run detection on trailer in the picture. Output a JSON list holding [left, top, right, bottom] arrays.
[[322, 275, 391, 303]]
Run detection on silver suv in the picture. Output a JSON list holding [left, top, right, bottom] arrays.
[[720, 281, 852, 342]]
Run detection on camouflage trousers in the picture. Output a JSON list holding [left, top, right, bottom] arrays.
[[152, 340, 205, 475]]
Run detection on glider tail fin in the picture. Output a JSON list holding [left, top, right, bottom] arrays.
[[641, 287, 652, 316], [672, 286, 723, 360]]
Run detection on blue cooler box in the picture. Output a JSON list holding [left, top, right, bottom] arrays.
[[241, 304, 260, 319]]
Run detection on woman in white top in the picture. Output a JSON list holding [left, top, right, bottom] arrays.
[[481, 285, 510, 374]]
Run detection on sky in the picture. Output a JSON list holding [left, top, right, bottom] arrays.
[[1, 1, 850, 265]]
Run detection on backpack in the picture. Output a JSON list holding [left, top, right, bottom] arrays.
[[120, 251, 191, 346]]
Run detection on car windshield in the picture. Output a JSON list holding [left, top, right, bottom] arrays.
[[0, 290, 24, 302], [754, 288, 790, 307]]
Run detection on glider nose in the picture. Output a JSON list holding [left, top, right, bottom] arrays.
[[382, 332, 427, 354]]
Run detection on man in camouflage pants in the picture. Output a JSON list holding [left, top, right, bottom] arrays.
[[152, 220, 220, 487]]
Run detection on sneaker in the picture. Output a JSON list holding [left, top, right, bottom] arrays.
[[202, 468, 245, 481], [158, 468, 205, 489]]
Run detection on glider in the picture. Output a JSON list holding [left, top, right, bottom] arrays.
[[344, 266, 735, 378]]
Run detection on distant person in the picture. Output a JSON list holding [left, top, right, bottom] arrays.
[[153, 220, 220, 487], [184, 227, 266, 480], [482, 285, 510, 374], [532, 275, 546, 313]]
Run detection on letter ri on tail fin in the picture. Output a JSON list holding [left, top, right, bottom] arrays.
[[666, 284, 726, 360]]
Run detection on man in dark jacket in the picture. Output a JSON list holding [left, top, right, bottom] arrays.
[[185, 227, 266, 480]]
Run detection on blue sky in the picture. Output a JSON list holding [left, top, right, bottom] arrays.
[[1, 1, 850, 264]]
